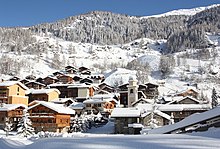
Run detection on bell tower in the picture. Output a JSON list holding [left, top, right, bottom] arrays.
[[127, 76, 138, 107]]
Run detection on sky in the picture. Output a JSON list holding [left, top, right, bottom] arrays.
[[0, 0, 219, 27]]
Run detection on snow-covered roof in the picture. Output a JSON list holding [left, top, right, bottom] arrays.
[[136, 103, 211, 112], [167, 96, 201, 104], [69, 102, 85, 110], [25, 81, 46, 86], [0, 104, 27, 111], [111, 108, 141, 118], [52, 98, 74, 104], [146, 106, 220, 134], [141, 110, 171, 120], [128, 123, 144, 128], [131, 98, 153, 106], [83, 99, 106, 104], [28, 101, 75, 115], [0, 81, 28, 90], [48, 83, 75, 87], [27, 88, 60, 95], [68, 83, 92, 89]]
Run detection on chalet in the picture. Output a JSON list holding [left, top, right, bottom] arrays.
[[111, 100, 211, 134], [145, 83, 159, 99], [0, 104, 27, 130], [19, 79, 30, 85], [25, 81, 46, 89], [72, 76, 82, 82], [88, 74, 104, 83], [52, 71, 65, 77], [98, 83, 115, 93], [43, 76, 58, 85], [48, 84, 73, 98], [136, 103, 210, 123], [65, 68, 77, 74], [58, 75, 74, 84], [78, 66, 89, 72], [25, 75, 36, 80], [48, 83, 94, 99], [8, 76, 20, 81], [27, 89, 60, 103], [0, 81, 29, 106], [52, 98, 74, 107], [167, 96, 202, 105], [28, 101, 75, 133], [65, 66, 78, 71], [144, 106, 220, 134], [131, 98, 153, 107], [111, 108, 141, 134], [36, 77, 44, 84], [68, 84, 95, 98], [83, 94, 118, 115], [79, 78, 93, 84], [111, 107, 171, 134], [81, 70, 91, 75], [176, 88, 199, 99]]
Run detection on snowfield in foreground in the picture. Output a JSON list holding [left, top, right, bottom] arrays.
[[0, 128, 220, 149]]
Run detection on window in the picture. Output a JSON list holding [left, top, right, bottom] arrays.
[[0, 89, 7, 97], [130, 89, 133, 94]]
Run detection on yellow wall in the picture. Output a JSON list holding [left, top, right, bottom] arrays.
[[48, 91, 59, 101], [8, 84, 26, 96], [8, 96, 28, 106]]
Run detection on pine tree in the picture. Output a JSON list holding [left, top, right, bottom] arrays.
[[211, 88, 218, 108], [17, 109, 35, 137]]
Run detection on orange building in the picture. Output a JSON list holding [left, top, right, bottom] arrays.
[[0, 81, 29, 106]]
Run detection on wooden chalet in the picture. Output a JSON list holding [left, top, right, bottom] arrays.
[[111, 108, 141, 134], [48, 84, 73, 98], [88, 74, 104, 84], [72, 76, 82, 82], [43, 76, 58, 85], [48, 83, 94, 99], [176, 88, 199, 99], [0, 81, 29, 106], [36, 77, 44, 84], [25, 75, 36, 80], [19, 79, 30, 85], [78, 66, 89, 72], [65, 66, 77, 71], [98, 83, 115, 93], [145, 83, 159, 99], [25, 81, 46, 89], [8, 76, 20, 81], [27, 89, 60, 103], [28, 101, 75, 133], [52, 98, 74, 107], [52, 71, 65, 77], [65, 68, 77, 74], [0, 104, 26, 130], [144, 106, 220, 134], [58, 75, 74, 84], [79, 78, 93, 84]]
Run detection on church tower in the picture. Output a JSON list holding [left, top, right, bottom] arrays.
[[127, 76, 138, 107]]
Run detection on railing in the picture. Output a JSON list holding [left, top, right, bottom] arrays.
[[30, 113, 55, 117]]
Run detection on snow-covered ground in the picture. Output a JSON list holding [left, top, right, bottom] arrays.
[[0, 128, 220, 149]]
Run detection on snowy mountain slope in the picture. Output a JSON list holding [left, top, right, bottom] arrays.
[[142, 4, 220, 18]]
